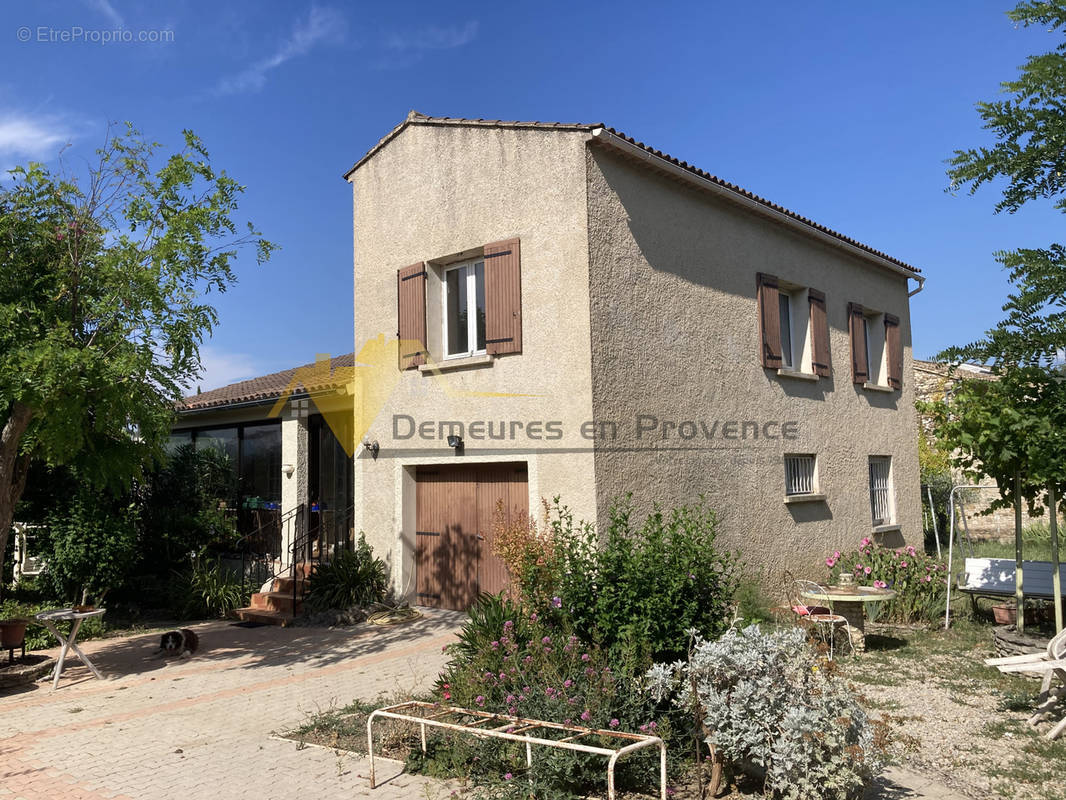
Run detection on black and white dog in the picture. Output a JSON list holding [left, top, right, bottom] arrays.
[[156, 628, 199, 658]]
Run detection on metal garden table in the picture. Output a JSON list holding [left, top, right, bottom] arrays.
[[35, 608, 106, 690], [799, 585, 895, 652]]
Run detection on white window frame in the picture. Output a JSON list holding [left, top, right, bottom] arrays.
[[441, 259, 486, 359], [863, 311, 887, 386], [869, 456, 894, 526], [784, 453, 818, 496], [777, 284, 813, 375]]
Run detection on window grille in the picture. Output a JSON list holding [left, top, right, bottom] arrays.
[[869, 456, 893, 525], [785, 454, 816, 496]]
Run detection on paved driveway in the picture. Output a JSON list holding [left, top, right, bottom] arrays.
[[0, 610, 465, 800]]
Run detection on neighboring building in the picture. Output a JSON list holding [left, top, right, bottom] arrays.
[[913, 359, 1035, 540], [339, 112, 926, 609]]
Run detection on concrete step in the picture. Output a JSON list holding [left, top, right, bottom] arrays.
[[272, 576, 308, 594], [250, 591, 303, 615], [234, 607, 293, 627]]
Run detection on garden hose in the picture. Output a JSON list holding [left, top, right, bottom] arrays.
[[366, 604, 422, 626]]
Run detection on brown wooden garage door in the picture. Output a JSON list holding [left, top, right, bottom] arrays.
[[415, 463, 528, 610]]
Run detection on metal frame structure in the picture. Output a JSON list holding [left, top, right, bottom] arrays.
[[366, 701, 667, 800], [944, 484, 995, 629]]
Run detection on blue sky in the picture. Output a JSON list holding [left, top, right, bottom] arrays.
[[2, 1, 1059, 390]]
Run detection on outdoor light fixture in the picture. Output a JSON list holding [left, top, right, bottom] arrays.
[[447, 434, 464, 451], [363, 439, 380, 460], [282, 463, 295, 478]]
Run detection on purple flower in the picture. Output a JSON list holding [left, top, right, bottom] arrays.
[[609, 718, 619, 728], [475, 695, 484, 706], [503, 620, 514, 629], [581, 653, 590, 662], [580, 710, 591, 721], [563, 679, 573, 688], [551, 596, 562, 608], [506, 694, 516, 704], [504, 772, 513, 781], [530, 612, 538, 622], [541, 636, 551, 645]]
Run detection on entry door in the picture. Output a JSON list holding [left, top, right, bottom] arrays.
[[415, 463, 528, 609]]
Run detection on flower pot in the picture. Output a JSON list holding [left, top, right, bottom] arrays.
[[991, 603, 1042, 625], [0, 619, 29, 649]]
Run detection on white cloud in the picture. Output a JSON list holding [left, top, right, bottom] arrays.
[[0, 111, 73, 163], [83, 0, 125, 28], [215, 6, 346, 95], [191, 345, 261, 392], [374, 20, 478, 69]]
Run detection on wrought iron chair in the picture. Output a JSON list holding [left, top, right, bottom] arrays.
[[791, 579, 853, 660]]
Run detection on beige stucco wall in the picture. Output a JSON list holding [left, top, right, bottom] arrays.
[[584, 145, 922, 581], [348, 123, 598, 600]]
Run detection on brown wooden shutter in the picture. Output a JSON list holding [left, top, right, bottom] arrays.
[[484, 238, 521, 355], [885, 313, 902, 390], [757, 273, 782, 368], [808, 288, 831, 377], [397, 262, 428, 369], [848, 302, 868, 384]]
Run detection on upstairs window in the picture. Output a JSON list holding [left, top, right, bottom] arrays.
[[396, 238, 522, 370], [444, 260, 486, 357], [757, 273, 830, 377], [849, 303, 902, 390]]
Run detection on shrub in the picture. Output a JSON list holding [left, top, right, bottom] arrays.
[[826, 538, 948, 623], [647, 625, 884, 800], [436, 597, 668, 797], [44, 489, 139, 605], [180, 558, 249, 618], [493, 496, 738, 663], [304, 534, 387, 612], [140, 443, 238, 575]]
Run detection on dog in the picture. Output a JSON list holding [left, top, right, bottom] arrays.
[[156, 628, 199, 658]]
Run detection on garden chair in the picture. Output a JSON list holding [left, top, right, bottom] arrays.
[[986, 628, 1066, 740], [789, 578, 853, 660]]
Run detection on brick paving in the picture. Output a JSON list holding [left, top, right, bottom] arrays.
[[0, 610, 465, 800], [0, 611, 968, 800]]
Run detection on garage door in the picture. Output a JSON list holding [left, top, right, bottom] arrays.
[[415, 463, 528, 610]]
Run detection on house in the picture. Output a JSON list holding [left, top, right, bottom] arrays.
[[337, 112, 925, 610]]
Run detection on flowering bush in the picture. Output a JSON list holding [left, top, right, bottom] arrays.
[[433, 597, 668, 797], [826, 538, 948, 623], [647, 625, 884, 800], [493, 495, 738, 663]]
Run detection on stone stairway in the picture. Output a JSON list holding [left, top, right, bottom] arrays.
[[235, 564, 311, 627]]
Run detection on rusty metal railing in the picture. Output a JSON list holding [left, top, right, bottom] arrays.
[[366, 700, 666, 800]]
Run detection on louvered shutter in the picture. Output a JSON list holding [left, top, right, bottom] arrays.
[[848, 302, 868, 384], [757, 273, 782, 368], [397, 262, 428, 369], [885, 313, 902, 390], [484, 238, 522, 355], [808, 289, 831, 377]]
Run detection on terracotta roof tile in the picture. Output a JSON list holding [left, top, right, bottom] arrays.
[[178, 353, 355, 412], [343, 111, 922, 276]]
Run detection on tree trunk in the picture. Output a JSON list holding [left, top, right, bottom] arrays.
[[0, 402, 34, 579]]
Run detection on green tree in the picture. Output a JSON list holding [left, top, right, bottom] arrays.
[[944, 0, 1066, 366], [0, 125, 274, 572]]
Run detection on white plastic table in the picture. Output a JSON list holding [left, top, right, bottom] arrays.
[[35, 608, 106, 690]]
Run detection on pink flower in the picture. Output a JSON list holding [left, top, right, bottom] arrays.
[[530, 612, 538, 622], [563, 679, 573, 688], [826, 557, 836, 568], [864, 566, 872, 575], [860, 537, 872, 547], [581, 653, 590, 662], [503, 620, 514, 629], [541, 636, 551, 645], [581, 710, 591, 721], [833, 551, 841, 559], [900, 561, 908, 568], [873, 580, 887, 589], [475, 695, 484, 706], [504, 772, 513, 781], [924, 575, 932, 582], [609, 718, 619, 728]]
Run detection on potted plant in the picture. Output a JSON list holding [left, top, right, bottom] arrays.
[[0, 616, 30, 649]]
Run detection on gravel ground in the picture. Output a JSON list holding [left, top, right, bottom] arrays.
[[842, 623, 1065, 800]]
